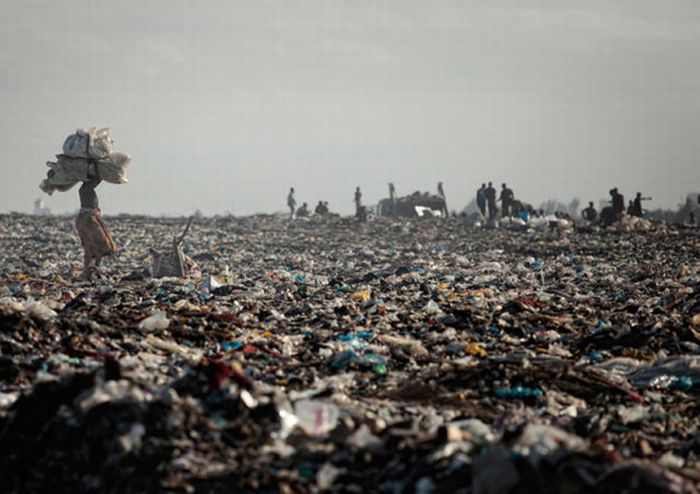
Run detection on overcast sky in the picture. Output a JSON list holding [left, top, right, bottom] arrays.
[[1, 0, 699, 215]]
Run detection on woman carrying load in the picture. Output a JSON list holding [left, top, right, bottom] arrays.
[[75, 162, 116, 279]]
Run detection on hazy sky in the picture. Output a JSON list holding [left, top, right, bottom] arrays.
[[1, 0, 699, 215]]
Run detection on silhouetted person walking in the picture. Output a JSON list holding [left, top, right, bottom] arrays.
[[437, 182, 448, 217], [485, 182, 497, 219], [611, 188, 625, 219], [476, 184, 487, 217], [287, 187, 296, 220], [601, 188, 625, 226], [354, 186, 362, 212], [499, 183, 514, 218], [76, 165, 116, 280], [354, 187, 367, 222]]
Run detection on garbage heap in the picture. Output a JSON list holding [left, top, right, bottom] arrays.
[[0, 213, 699, 493], [377, 191, 446, 218], [39, 128, 131, 195]]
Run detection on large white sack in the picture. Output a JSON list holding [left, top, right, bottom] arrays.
[[62, 127, 114, 159], [39, 153, 131, 195]]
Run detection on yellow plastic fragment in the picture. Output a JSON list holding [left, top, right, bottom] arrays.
[[465, 342, 487, 357], [351, 290, 371, 302]]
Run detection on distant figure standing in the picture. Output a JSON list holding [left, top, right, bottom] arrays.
[[76, 165, 116, 280], [476, 184, 487, 217], [354, 186, 362, 213], [611, 188, 625, 219], [388, 182, 396, 216], [581, 201, 598, 222], [437, 182, 448, 217], [630, 192, 651, 218], [287, 187, 296, 219], [601, 187, 625, 226], [485, 182, 497, 219], [499, 183, 514, 218], [354, 187, 367, 222]]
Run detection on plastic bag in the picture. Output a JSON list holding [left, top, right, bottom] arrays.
[[139, 311, 171, 331], [40, 153, 131, 195], [62, 127, 114, 159], [293, 400, 340, 437]]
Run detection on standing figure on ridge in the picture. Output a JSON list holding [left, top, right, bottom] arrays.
[[437, 182, 448, 217], [476, 183, 487, 218], [287, 187, 296, 220], [630, 192, 651, 217], [388, 182, 396, 216], [485, 182, 497, 220], [354, 186, 362, 214], [499, 183, 514, 219]]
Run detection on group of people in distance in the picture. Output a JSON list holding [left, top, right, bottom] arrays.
[[287, 187, 331, 220], [287, 185, 368, 222], [476, 182, 515, 220], [582, 189, 651, 227], [67, 172, 662, 282]]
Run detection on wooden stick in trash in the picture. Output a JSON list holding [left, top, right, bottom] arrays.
[[175, 216, 194, 246]]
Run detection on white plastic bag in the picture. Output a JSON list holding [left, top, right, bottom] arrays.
[[293, 400, 340, 437], [139, 311, 171, 331], [62, 127, 114, 159], [40, 152, 131, 195]]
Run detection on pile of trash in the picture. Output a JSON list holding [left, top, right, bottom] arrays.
[[40, 128, 132, 195], [377, 192, 446, 218], [0, 212, 699, 491]]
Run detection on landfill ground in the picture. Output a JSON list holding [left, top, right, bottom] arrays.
[[1, 213, 700, 493]]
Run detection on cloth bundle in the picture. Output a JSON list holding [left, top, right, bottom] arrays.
[[40, 127, 131, 195]]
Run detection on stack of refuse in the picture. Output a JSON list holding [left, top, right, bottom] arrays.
[[39, 127, 131, 195], [1, 212, 700, 491]]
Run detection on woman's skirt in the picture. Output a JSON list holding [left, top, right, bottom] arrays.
[[76, 209, 116, 258]]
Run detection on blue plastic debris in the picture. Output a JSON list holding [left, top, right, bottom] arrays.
[[221, 341, 243, 352], [494, 386, 542, 399]]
